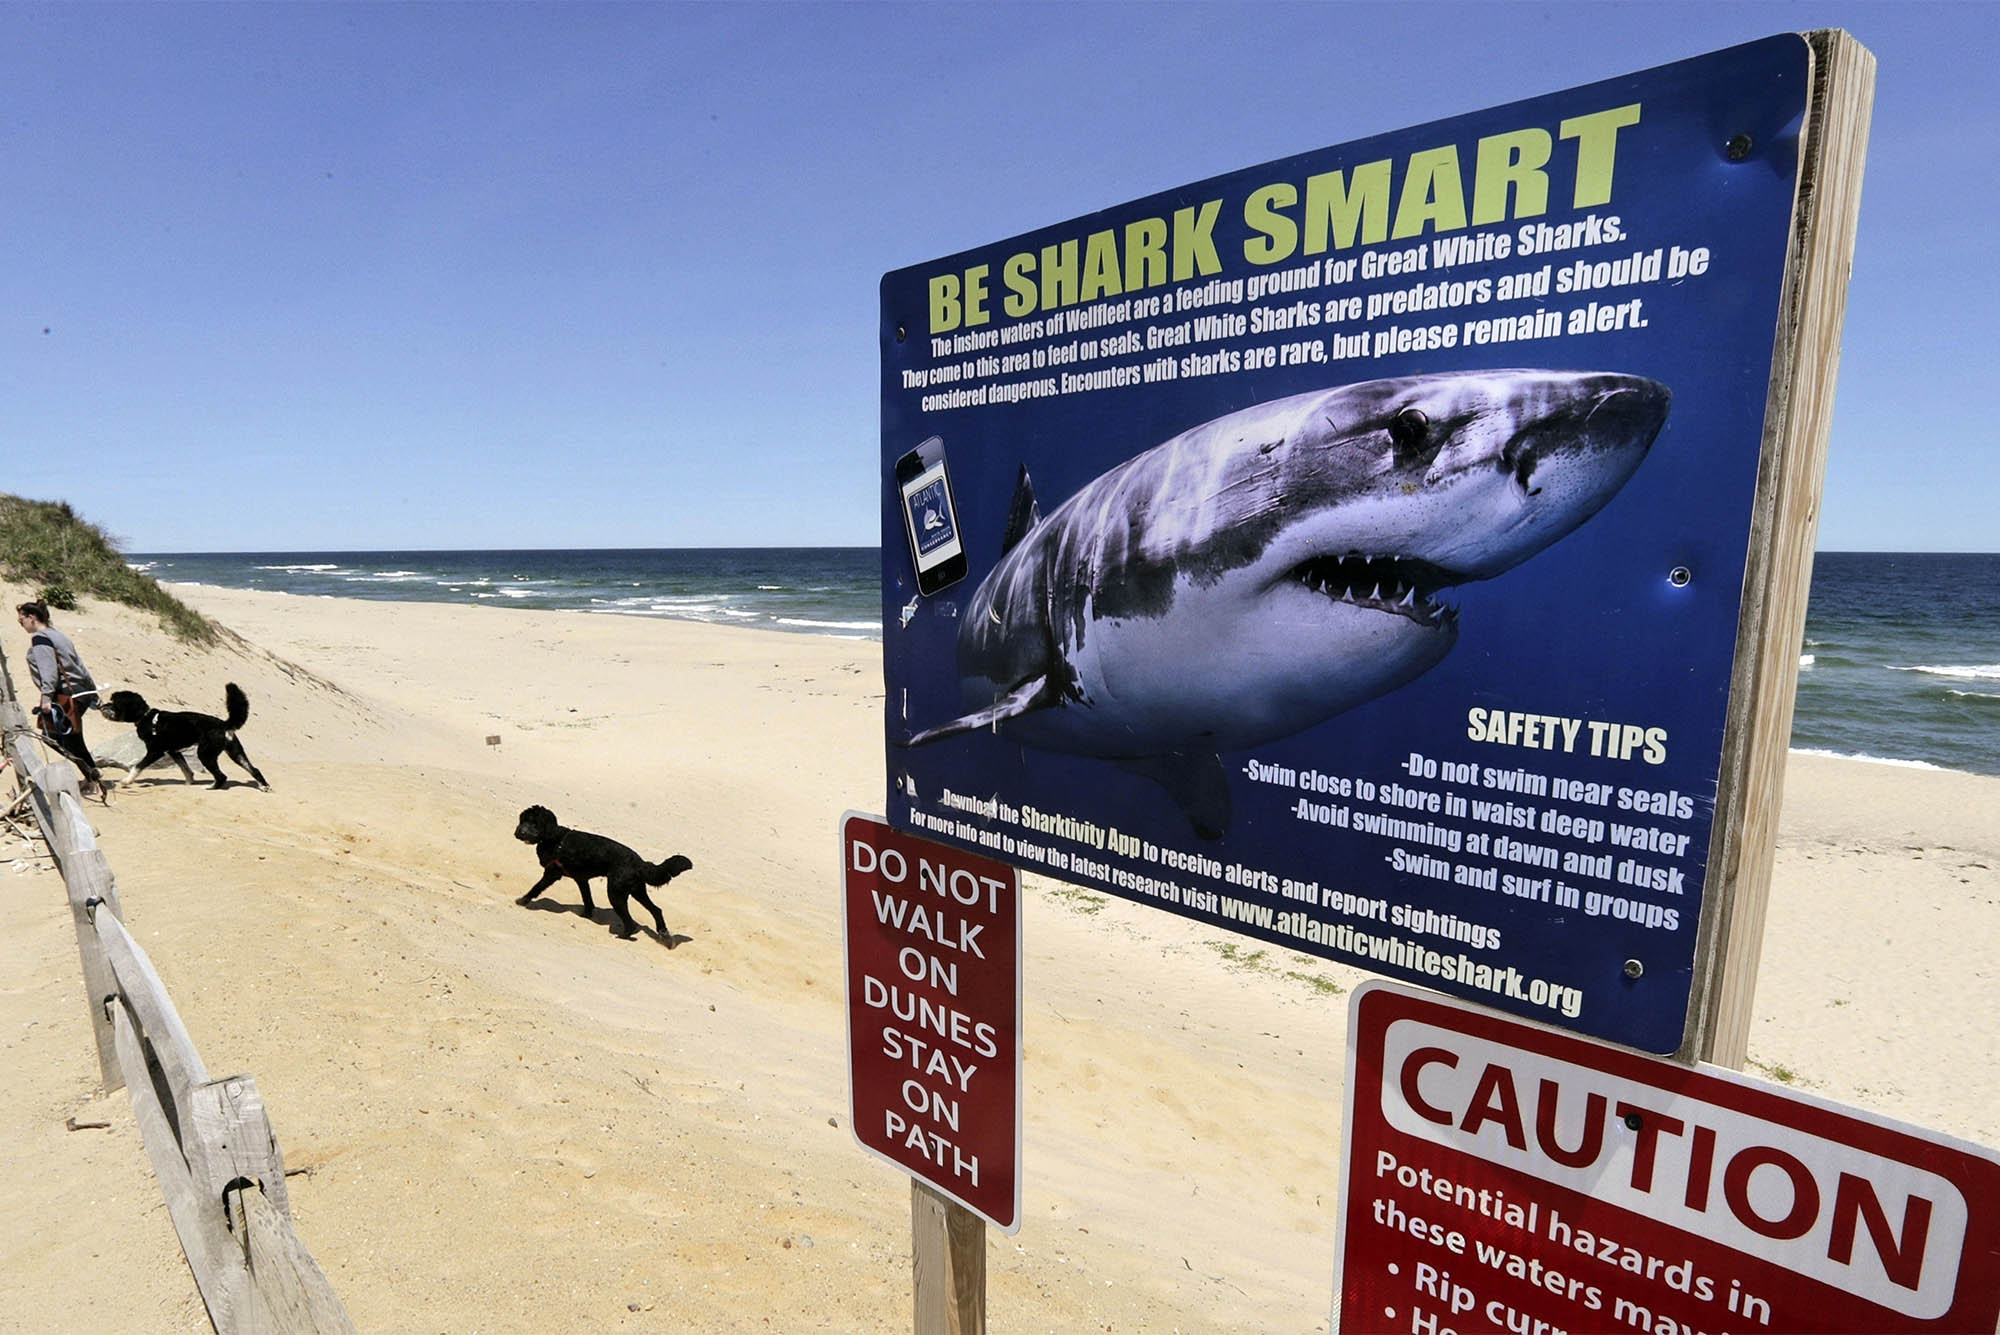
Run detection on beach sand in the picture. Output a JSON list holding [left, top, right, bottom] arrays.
[[1, 581, 1995, 1332]]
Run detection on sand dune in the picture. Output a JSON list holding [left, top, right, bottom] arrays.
[[2, 581, 1994, 1332]]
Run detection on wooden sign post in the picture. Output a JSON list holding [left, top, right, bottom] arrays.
[[1689, 28, 1876, 1068], [913, 1181, 987, 1335]]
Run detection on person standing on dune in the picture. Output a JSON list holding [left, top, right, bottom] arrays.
[[16, 600, 106, 798]]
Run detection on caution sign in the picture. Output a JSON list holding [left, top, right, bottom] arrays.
[[842, 812, 1021, 1232], [1334, 983, 2000, 1333]]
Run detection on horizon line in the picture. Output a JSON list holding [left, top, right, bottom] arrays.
[[122, 544, 1986, 557]]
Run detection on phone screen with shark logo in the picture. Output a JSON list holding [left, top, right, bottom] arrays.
[[896, 436, 966, 595]]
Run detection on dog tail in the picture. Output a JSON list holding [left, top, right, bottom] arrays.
[[647, 854, 693, 886], [224, 683, 251, 731]]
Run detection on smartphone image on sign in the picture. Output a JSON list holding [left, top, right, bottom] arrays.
[[896, 436, 967, 595]]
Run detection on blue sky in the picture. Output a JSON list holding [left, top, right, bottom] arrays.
[[3, 2, 1991, 552]]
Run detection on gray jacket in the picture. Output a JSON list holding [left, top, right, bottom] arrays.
[[26, 625, 97, 707]]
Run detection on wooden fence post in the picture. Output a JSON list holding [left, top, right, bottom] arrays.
[[912, 1181, 985, 1335], [191, 1076, 292, 1222], [67, 847, 127, 1091], [198, 1076, 355, 1333], [39, 757, 87, 855], [106, 994, 249, 1330], [230, 1188, 358, 1334]]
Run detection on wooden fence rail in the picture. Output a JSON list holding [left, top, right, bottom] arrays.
[[1, 646, 354, 1333]]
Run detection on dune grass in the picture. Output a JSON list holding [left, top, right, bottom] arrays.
[[0, 494, 216, 643]]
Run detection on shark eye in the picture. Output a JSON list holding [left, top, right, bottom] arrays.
[[1388, 407, 1430, 452]]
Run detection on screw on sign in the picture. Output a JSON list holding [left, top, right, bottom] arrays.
[[842, 813, 1021, 1232], [1334, 983, 2000, 1334]]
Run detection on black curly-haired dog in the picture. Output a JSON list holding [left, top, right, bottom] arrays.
[[513, 805, 693, 942], [99, 683, 270, 790]]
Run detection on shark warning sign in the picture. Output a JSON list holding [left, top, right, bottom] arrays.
[[880, 35, 1826, 1054]]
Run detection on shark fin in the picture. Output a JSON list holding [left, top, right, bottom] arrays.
[[903, 675, 1053, 746], [1116, 752, 1233, 840], [1000, 465, 1042, 556]]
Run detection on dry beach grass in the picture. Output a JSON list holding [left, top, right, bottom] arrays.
[[1, 581, 1995, 1332]]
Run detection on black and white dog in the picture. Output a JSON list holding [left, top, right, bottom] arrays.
[[99, 683, 270, 790], [513, 805, 693, 942]]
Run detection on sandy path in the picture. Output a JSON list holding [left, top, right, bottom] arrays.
[[1, 582, 1993, 1331]]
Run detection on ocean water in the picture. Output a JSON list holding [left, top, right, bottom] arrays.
[[128, 547, 880, 639], [128, 548, 2000, 777], [1791, 552, 2000, 777]]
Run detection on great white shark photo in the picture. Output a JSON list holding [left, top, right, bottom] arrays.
[[901, 368, 1671, 838]]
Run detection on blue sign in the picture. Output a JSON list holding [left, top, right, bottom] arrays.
[[880, 36, 1810, 1053]]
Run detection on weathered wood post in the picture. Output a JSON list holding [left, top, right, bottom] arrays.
[[913, 1180, 985, 1335], [1690, 29, 1877, 1069]]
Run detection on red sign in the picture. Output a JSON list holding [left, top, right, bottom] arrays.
[[843, 812, 1021, 1232], [1335, 983, 2000, 1334]]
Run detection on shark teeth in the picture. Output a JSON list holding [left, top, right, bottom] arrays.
[[1291, 553, 1453, 627]]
